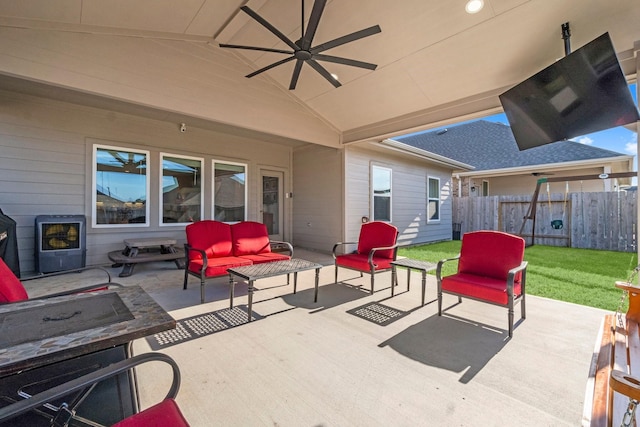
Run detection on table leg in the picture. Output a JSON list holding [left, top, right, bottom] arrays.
[[421, 270, 427, 306], [247, 280, 254, 322], [293, 272, 298, 293], [314, 268, 320, 302], [407, 268, 411, 291], [391, 265, 397, 297], [118, 247, 138, 278], [229, 274, 234, 309]]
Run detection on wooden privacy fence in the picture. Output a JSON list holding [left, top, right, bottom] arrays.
[[452, 191, 638, 252]]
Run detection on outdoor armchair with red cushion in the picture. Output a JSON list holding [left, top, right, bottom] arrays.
[[0, 258, 117, 304], [333, 221, 399, 294], [436, 230, 527, 337], [0, 352, 190, 427]]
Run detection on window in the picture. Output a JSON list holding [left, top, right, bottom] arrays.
[[372, 165, 391, 222], [160, 153, 203, 225], [93, 145, 149, 227], [482, 180, 489, 196], [213, 161, 247, 222], [427, 177, 440, 222]]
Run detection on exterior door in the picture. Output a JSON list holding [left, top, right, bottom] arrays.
[[260, 170, 284, 241]]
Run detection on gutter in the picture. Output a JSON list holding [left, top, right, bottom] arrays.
[[380, 138, 474, 170], [453, 155, 635, 178]]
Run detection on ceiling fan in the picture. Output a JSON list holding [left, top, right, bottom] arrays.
[[220, 0, 381, 90]]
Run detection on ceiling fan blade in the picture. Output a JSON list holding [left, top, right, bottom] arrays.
[[108, 151, 127, 165], [311, 25, 381, 54], [240, 6, 299, 51], [300, 0, 327, 51], [219, 44, 293, 55], [246, 56, 296, 78], [306, 59, 341, 88], [289, 60, 304, 90], [313, 54, 377, 70]]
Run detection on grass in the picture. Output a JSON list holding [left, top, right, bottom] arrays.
[[398, 242, 638, 311]]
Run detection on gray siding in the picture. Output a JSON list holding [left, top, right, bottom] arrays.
[[344, 146, 453, 247], [0, 90, 292, 273], [292, 145, 342, 252]]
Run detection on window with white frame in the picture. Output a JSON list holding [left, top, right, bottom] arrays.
[[427, 176, 440, 222], [213, 161, 247, 222], [482, 180, 489, 196], [93, 145, 149, 227], [372, 165, 392, 222], [160, 153, 203, 225]]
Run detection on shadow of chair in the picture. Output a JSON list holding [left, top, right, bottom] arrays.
[[0, 258, 119, 304], [0, 352, 189, 426], [332, 221, 399, 294], [436, 230, 527, 337]]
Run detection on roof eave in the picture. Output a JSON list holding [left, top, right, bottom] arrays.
[[453, 155, 636, 177], [380, 139, 474, 170]]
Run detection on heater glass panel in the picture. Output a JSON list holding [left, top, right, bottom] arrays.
[[40, 222, 81, 251]]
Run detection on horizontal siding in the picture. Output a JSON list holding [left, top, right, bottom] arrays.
[[292, 145, 342, 252], [344, 146, 453, 247], [0, 89, 293, 273]]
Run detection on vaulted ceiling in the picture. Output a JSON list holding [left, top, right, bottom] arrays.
[[0, 0, 638, 148]]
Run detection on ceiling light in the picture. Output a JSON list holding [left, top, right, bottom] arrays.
[[331, 73, 339, 81], [465, 0, 484, 14]]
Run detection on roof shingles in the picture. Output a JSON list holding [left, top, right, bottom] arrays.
[[395, 120, 627, 171]]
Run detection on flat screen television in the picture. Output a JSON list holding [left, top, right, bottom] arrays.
[[499, 32, 639, 151]]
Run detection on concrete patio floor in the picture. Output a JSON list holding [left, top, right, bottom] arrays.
[[25, 248, 609, 426]]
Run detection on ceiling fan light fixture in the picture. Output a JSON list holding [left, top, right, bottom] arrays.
[[465, 0, 484, 14]]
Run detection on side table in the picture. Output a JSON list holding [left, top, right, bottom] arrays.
[[390, 258, 437, 306]]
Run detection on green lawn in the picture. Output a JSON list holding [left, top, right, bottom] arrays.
[[398, 242, 638, 311]]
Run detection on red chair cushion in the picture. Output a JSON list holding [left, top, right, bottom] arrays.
[[231, 221, 271, 256], [441, 272, 522, 305], [239, 252, 291, 264], [457, 231, 525, 282], [187, 256, 252, 278], [111, 398, 189, 427], [0, 258, 28, 303], [335, 254, 394, 272], [185, 221, 232, 259], [357, 222, 398, 259]]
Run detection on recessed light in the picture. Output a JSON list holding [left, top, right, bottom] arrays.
[[331, 73, 339, 81], [465, 0, 484, 14]]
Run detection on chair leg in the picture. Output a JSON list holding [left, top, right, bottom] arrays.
[[437, 292, 442, 316], [200, 278, 205, 304], [521, 294, 526, 319], [183, 269, 189, 290], [508, 308, 514, 338], [334, 265, 338, 284], [370, 274, 375, 294]]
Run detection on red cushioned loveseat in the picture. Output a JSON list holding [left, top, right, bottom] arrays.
[[183, 220, 293, 303], [436, 230, 527, 337]]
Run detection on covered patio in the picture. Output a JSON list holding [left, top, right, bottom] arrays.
[[25, 249, 607, 426]]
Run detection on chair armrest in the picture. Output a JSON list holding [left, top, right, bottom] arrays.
[[367, 244, 400, 265], [506, 261, 528, 295], [21, 266, 112, 284], [332, 242, 358, 258], [269, 240, 293, 257], [184, 244, 208, 270], [0, 352, 181, 424], [436, 255, 461, 281]]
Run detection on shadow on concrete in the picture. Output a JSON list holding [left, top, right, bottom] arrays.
[[378, 313, 510, 383]]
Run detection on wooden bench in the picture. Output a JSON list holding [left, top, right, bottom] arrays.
[[108, 237, 184, 277], [584, 281, 640, 426]]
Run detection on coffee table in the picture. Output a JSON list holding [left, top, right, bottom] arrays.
[[390, 258, 437, 306], [227, 259, 323, 322]]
